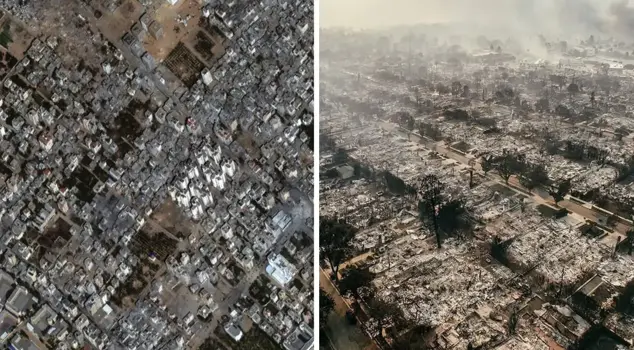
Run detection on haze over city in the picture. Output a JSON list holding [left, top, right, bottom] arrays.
[[320, 0, 634, 42]]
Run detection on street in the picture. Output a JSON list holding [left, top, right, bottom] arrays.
[[319, 268, 377, 350]]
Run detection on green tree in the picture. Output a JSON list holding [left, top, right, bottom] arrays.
[[555, 104, 572, 118], [436, 83, 450, 94], [491, 153, 525, 184], [467, 343, 484, 350], [519, 163, 550, 192], [462, 85, 470, 97], [320, 217, 357, 281], [320, 289, 335, 327], [353, 163, 362, 178], [419, 122, 442, 141], [338, 265, 375, 299], [549, 179, 571, 204]]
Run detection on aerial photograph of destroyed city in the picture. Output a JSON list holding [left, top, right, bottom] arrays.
[[319, 1, 634, 350], [0, 0, 315, 349]]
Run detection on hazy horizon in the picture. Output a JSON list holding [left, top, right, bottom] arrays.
[[320, 0, 457, 28], [320, 0, 634, 42]]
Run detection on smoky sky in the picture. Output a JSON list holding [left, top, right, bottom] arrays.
[[320, 0, 634, 41]]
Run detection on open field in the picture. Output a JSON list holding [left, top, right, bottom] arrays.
[[0, 15, 34, 59], [96, 0, 144, 42], [143, 0, 201, 61]]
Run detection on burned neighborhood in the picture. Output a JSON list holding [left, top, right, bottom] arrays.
[[318, 2, 634, 349]]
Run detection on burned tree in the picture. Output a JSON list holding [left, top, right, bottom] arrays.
[[419, 122, 442, 141], [535, 97, 549, 112], [417, 174, 443, 248], [491, 236, 513, 266], [407, 116, 415, 132], [416, 175, 472, 248], [332, 148, 349, 165], [481, 155, 494, 174], [451, 81, 462, 96], [507, 309, 519, 335], [367, 297, 410, 347], [383, 171, 414, 196]]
